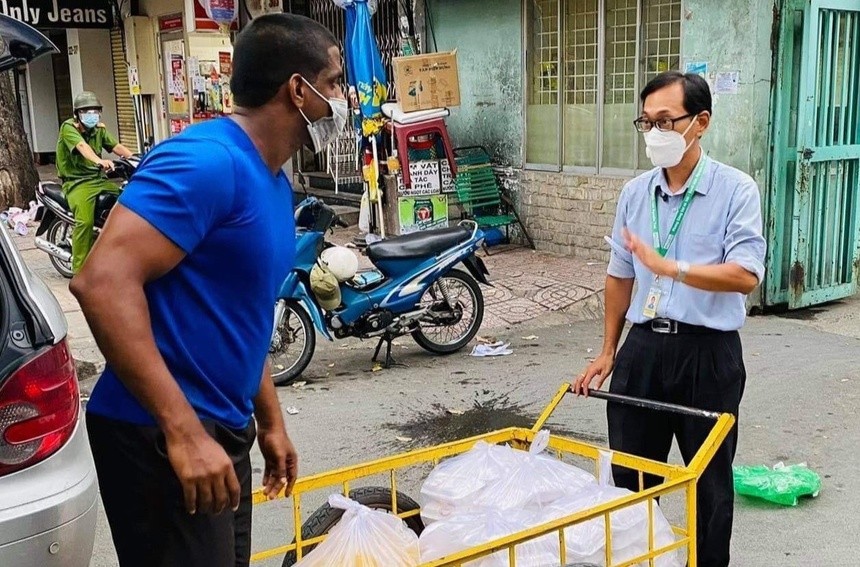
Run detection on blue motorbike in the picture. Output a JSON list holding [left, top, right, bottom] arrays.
[[269, 197, 491, 385]]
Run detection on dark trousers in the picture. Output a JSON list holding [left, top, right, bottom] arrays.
[[87, 412, 256, 567], [607, 325, 745, 567]]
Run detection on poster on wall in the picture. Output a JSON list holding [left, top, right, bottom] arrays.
[[185, 0, 239, 33], [171, 55, 187, 103], [398, 195, 449, 234]]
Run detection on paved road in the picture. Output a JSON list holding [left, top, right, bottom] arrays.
[[10, 226, 859, 566]]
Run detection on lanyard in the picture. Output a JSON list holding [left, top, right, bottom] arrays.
[[650, 157, 707, 257]]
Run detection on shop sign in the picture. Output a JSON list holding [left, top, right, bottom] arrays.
[[185, 0, 238, 33], [398, 195, 449, 234], [158, 13, 184, 33], [0, 0, 114, 29]]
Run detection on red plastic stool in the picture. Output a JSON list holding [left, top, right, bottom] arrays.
[[392, 118, 458, 188]]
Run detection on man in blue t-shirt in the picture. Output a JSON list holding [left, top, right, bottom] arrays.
[[71, 14, 347, 567]]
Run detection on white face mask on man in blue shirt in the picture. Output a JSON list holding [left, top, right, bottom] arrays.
[[643, 116, 699, 168]]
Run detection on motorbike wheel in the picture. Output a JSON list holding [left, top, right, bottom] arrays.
[[280, 486, 424, 567], [269, 300, 315, 386], [46, 218, 74, 279], [412, 268, 484, 355]]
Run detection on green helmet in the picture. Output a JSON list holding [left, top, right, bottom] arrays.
[[73, 91, 102, 113]]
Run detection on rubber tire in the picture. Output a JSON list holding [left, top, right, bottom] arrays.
[[270, 301, 316, 386], [412, 268, 484, 355], [46, 218, 74, 279], [280, 486, 424, 566]]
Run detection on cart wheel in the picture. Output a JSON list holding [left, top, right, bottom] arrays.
[[280, 486, 424, 566]]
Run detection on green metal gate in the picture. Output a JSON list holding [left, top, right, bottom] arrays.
[[767, 0, 860, 308]]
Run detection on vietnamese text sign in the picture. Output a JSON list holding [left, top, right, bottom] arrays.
[[0, 0, 114, 29]]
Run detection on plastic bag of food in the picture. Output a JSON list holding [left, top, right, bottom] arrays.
[[526, 450, 681, 567], [733, 462, 821, 506], [468, 430, 597, 511], [419, 440, 521, 524], [295, 494, 419, 567], [419, 507, 559, 567], [536, 485, 682, 567]]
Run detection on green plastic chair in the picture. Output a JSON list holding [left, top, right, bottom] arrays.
[[453, 146, 535, 252]]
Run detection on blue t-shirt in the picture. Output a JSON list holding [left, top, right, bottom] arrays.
[[87, 118, 295, 429]]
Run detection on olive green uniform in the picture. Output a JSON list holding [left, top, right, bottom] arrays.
[[56, 119, 120, 273]]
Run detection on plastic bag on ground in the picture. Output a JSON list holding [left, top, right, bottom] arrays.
[[733, 462, 821, 506], [467, 430, 597, 511], [294, 494, 419, 567], [419, 507, 559, 567]]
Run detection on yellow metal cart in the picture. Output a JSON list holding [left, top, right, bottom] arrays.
[[251, 384, 735, 567]]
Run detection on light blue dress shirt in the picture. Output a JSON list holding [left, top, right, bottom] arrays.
[[607, 154, 767, 331]]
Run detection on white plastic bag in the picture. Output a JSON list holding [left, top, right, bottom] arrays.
[[468, 430, 596, 511], [419, 508, 558, 567], [358, 189, 371, 233], [534, 451, 682, 567], [419, 441, 520, 524], [295, 494, 419, 567]]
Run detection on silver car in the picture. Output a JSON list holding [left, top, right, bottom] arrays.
[[0, 15, 98, 567]]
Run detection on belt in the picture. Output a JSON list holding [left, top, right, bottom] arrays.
[[634, 318, 723, 335]]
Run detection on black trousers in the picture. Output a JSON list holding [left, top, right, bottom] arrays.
[[87, 412, 256, 567], [607, 325, 745, 567]]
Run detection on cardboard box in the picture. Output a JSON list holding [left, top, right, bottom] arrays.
[[393, 51, 460, 113]]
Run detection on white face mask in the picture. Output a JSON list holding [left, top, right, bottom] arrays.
[[299, 78, 348, 154], [643, 116, 698, 168]]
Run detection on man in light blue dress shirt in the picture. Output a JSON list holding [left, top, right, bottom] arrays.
[[572, 71, 766, 567]]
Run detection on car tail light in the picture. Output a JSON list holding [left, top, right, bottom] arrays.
[[0, 340, 79, 476]]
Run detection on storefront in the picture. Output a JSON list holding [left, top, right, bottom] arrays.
[[147, 1, 238, 138], [2, 0, 120, 159]]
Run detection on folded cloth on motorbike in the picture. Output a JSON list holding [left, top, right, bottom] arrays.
[[310, 263, 342, 311]]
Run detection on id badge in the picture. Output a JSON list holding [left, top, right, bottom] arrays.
[[643, 284, 662, 319]]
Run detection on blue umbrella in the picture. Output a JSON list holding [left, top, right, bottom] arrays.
[[336, 0, 388, 134]]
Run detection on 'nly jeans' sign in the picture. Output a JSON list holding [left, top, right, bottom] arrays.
[[0, 0, 114, 29]]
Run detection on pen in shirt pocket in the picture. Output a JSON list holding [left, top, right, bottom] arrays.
[[604, 235, 629, 256]]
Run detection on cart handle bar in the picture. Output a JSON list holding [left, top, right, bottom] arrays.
[[533, 384, 723, 433], [586, 389, 722, 420]]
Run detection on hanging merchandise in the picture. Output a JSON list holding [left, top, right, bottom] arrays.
[[202, 0, 238, 33]]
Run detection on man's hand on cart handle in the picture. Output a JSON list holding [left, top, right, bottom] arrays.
[[571, 352, 615, 396]]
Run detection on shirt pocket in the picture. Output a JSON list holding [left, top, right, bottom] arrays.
[[684, 231, 725, 264]]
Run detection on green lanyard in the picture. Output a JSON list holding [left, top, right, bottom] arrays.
[[650, 157, 707, 257]]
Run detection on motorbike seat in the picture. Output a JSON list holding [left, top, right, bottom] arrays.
[[367, 226, 472, 262], [41, 182, 68, 209]]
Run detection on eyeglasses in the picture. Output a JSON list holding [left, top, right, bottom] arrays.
[[633, 113, 695, 133]]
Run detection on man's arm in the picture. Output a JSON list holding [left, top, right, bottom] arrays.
[[111, 143, 134, 159], [571, 275, 634, 395], [71, 205, 241, 516], [572, 184, 635, 396], [254, 362, 298, 499]]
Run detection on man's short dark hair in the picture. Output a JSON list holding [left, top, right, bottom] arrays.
[[640, 71, 712, 116], [231, 14, 338, 108]]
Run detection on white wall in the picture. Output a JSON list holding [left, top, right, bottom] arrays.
[[67, 29, 120, 145], [25, 55, 60, 154]]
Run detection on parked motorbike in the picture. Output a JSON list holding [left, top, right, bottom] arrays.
[[270, 196, 491, 385], [34, 156, 140, 278]]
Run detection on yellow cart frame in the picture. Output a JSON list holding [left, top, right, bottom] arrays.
[[251, 385, 735, 566]]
